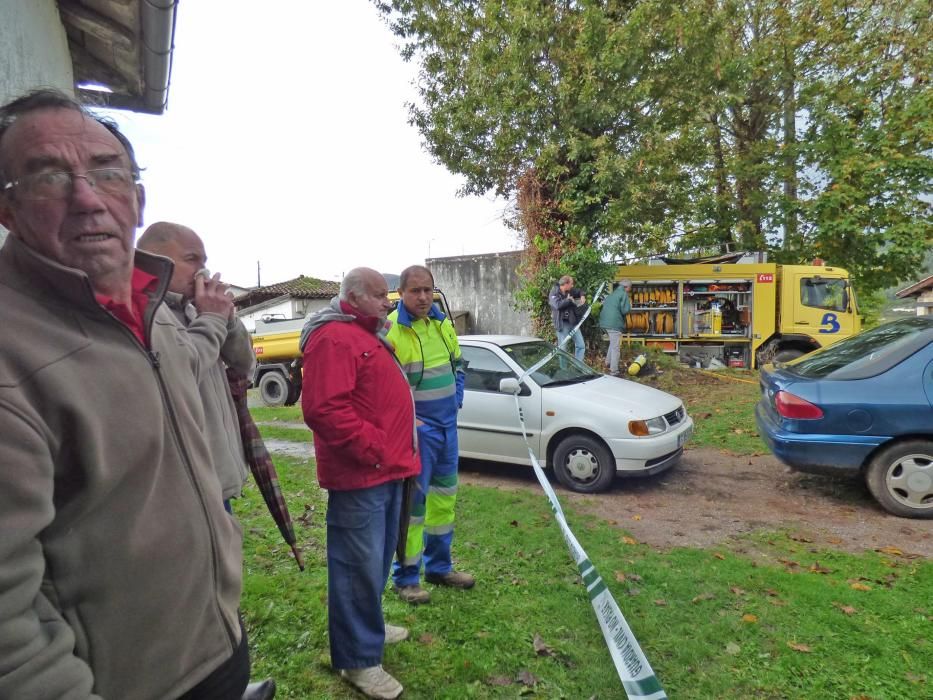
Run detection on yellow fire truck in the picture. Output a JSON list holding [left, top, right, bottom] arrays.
[[615, 255, 861, 368]]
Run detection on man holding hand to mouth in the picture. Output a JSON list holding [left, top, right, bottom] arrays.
[[138, 221, 256, 512]]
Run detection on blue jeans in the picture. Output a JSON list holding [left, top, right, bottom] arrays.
[[326, 480, 402, 669], [558, 328, 585, 361]]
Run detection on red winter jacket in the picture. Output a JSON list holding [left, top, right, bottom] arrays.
[[301, 304, 420, 491]]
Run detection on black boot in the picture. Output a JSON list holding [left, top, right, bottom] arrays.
[[242, 679, 276, 700]]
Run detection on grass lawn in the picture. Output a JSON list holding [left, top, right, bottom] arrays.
[[236, 409, 932, 698], [638, 365, 764, 455]]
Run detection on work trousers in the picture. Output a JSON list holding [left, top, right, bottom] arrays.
[[327, 480, 403, 669], [605, 329, 622, 374], [393, 423, 458, 587], [558, 328, 585, 361]]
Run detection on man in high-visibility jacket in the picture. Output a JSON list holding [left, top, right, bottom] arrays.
[[388, 265, 473, 604]]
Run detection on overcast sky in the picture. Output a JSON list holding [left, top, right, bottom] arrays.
[[106, 1, 517, 287]]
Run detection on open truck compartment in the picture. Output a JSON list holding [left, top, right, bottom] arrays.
[[616, 258, 859, 369]]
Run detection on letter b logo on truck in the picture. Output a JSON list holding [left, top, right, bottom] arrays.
[[819, 313, 840, 334]]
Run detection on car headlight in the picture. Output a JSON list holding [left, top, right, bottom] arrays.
[[629, 416, 667, 436]]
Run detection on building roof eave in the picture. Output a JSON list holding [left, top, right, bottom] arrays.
[[895, 274, 933, 299]]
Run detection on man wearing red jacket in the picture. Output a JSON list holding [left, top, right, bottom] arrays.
[[300, 267, 420, 700]]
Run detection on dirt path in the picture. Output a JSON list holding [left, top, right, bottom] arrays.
[[458, 447, 933, 558]]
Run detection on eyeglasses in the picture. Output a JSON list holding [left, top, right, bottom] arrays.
[[2, 168, 137, 201]]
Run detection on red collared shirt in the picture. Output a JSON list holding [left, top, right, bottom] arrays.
[[95, 267, 159, 346]]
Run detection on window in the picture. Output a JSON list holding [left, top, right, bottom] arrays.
[[787, 317, 933, 379], [460, 346, 517, 392], [800, 277, 847, 311], [503, 341, 599, 386]]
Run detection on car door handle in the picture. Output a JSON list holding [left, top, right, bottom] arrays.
[[796, 321, 809, 325]]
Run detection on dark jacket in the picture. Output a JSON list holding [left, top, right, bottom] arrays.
[[548, 283, 576, 331], [0, 235, 243, 700]]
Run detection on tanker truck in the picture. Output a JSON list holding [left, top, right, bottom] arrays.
[[249, 289, 454, 407], [251, 317, 304, 407]]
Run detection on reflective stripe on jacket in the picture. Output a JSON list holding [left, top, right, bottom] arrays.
[[386, 303, 464, 428]]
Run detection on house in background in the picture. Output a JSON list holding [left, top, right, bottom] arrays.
[[1, 0, 179, 246], [895, 275, 933, 317], [234, 275, 340, 332]]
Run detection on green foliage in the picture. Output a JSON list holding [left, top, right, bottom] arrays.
[[854, 288, 890, 329], [375, 0, 932, 302], [513, 241, 612, 337]]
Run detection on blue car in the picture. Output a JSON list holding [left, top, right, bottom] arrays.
[[756, 317, 933, 519]]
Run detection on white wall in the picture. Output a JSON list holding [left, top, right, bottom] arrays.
[[237, 298, 331, 332], [918, 290, 933, 317], [1, 0, 74, 246], [0, 0, 73, 104], [429, 251, 533, 335]]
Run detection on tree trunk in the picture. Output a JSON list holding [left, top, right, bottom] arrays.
[[709, 112, 735, 252], [781, 41, 799, 255]]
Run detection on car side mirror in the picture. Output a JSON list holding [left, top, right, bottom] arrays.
[[499, 377, 521, 395]]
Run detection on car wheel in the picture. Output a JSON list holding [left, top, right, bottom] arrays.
[[552, 434, 616, 494], [773, 348, 805, 363], [865, 440, 933, 519], [259, 372, 289, 407]]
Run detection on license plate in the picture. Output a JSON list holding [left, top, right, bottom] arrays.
[[677, 427, 692, 448]]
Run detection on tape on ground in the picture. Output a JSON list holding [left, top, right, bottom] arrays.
[[514, 283, 667, 699], [526, 450, 667, 700]]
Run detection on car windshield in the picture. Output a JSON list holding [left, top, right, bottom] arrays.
[[784, 317, 933, 379], [501, 341, 601, 387]]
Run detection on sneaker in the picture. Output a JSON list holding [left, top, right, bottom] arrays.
[[384, 623, 409, 645], [340, 665, 403, 699], [395, 584, 431, 605], [425, 570, 475, 589]]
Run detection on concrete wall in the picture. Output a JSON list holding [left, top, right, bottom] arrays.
[[428, 250, 533, 336], [0, 0, 73, 104], [1, 0, 74, 246], [917, 290, 933, 316]]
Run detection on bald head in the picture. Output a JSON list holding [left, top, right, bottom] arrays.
[[340, 267, 391, 322], [138, 221, 206, 298]]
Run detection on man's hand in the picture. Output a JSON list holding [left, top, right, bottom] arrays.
[[193, 271, 234, 319]]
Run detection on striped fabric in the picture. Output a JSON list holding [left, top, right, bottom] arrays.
[[226, 368, 304, 571], [386, 304, 462, 428]]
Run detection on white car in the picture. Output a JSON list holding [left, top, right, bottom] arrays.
[[457, 336, 693, 493]]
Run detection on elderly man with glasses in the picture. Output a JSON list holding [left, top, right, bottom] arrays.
[[0, 89, 263, 699]]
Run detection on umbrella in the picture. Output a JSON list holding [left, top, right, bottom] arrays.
[[396, 476, 416, 562], [226, 368, 305, 571]]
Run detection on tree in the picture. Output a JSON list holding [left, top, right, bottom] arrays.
[[375, 0, 932, 328]]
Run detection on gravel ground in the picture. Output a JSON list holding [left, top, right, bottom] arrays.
[[458, 447, 933, 558]]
